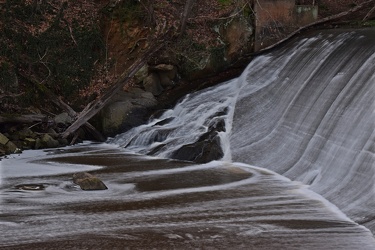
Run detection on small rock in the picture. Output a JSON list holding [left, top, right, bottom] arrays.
[[24, 137, 36, 148], [54, 112, 73, 126], [0, 133, 10, 145], [41, 134, 59, 148], [15, 184, 45, 191], [73, 172, 108, 191], [158, 72, 175, 88], [35, 138, 42, 149], [5, 141, 18, 154], [18, 128, 35, 139], [152, 64, 174, 71], [47, 128, 58, 137], [135, 64, 149, 83], [58, 138, 69, 146]]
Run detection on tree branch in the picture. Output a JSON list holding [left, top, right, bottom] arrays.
[[363, 4, 375, 21]]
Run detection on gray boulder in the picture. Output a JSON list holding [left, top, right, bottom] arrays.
[[170, 131, 224, 164], [73, 172, 108, 191], [143, 73, 164, 96], [40, 134, 60, 148], [98, 88, 158, 136], [0, 133, 9, 146]]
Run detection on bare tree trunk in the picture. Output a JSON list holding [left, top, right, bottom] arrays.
[[180, 0, 195, 35]]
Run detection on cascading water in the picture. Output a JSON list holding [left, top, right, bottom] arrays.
[[230, 28, 375, 232], [109, 77, 241, 161], [111, 28, 375, 231]]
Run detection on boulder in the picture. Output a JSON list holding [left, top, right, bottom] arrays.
[[54, 112, 73, 126], [40, 134, 60, 148], [17, 128, 35, 140], [98, 88, 158, 136], [4, 140, 19, 154], [73, 172, 108, 191], [170, 131, 224, 163], [47, 128, 59, 137], [0, 133, 10, 145], [143, 73, 164, 96], [134, 64, 149, 83], [34, 138, 42, 149], [150, 63, 178, 87], [24, 137, 36, 149]]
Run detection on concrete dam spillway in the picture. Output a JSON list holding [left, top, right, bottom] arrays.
[[112, 28, 375, 231], [1, 28, 375, 249], [230, 28, 375, 232]]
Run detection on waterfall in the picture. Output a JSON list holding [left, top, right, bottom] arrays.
[[109, 77, 241, 161], [230, 29, 375, 230], [110, 28, 375, 231]]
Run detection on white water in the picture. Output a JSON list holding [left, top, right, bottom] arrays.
[[111, 29, 375, 232], [230, 29, 375, 232]]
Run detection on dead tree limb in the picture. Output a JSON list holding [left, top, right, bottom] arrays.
[[62, 33, 172, 139], [180, 0, 195, 35], [0, 92, 24, 99], [0, 114, 51, 124], [18, 72, 105, 141], [363, 4, 375, 21], [259, 0, 375, 52]]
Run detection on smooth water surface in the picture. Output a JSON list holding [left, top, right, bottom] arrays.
[[1, 144, 374, 249]]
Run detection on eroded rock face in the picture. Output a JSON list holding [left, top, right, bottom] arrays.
[[73, 172, 108, 191]]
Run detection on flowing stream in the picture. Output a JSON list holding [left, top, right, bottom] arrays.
[[1, 28, 375, 249]]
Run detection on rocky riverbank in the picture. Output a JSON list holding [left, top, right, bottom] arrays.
[[0, 112, 75, 156]]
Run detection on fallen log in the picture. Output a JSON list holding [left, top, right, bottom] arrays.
[[62, 33, 171, 139], [0, 114, 51, 124], [18, 72, 105, 142], [363, 4, 375, 21]]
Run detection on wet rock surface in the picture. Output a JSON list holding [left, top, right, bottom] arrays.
[[73, 172, 108, 191], [171, 130, 224, 163], [15, 184, 45, 191]]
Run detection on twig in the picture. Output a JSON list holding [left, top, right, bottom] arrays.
[[29, 122, 42, 129], [40, 108, 56, 116], [192, 1, 249, 22], [67, 24, 78, 46], [129, 37, 147, 54], [38, 48, 52, 84], [0, 92, 24, 99]]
